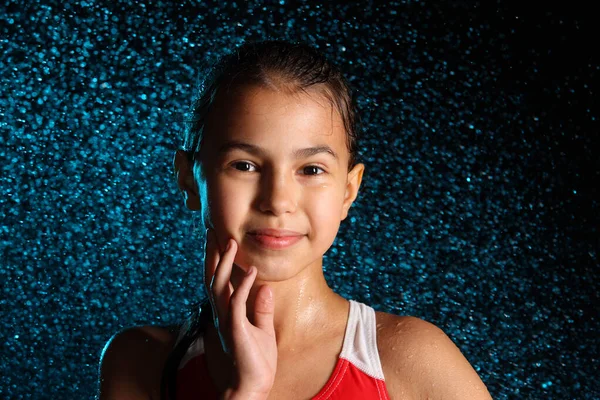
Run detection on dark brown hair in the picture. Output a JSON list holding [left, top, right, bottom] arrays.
[[161, 39, 361, 400]]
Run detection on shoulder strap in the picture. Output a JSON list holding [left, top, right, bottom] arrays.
[[339, 300, 386, 380]]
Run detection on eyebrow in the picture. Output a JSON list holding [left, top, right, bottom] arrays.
[[218, 140, 339, 160]]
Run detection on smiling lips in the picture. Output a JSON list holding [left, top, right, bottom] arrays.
[[248, 228, 305, 249]]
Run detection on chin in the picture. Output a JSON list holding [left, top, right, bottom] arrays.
[[235, 253, 307, 282]]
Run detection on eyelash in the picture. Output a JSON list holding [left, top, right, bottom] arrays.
[[230, 161, 326, 176]]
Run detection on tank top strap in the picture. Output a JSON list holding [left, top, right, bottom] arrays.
[[339, 299, 386, 380]]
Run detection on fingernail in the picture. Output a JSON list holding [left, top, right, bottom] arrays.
[[246, 266, 254, 276], [265, 286, 273, 301], [225, 239, 232, 252]]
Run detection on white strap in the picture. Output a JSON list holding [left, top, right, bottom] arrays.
[[339, 300, 386, 380]]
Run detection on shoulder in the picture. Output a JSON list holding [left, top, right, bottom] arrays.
[[97, 324, 178, 399], [375, 312, 492, 400]]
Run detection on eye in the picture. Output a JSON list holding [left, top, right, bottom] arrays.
[[302, 165, 325, 176], [231, 161, 257, 172]]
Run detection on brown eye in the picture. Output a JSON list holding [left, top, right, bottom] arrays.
[[303, 166, 325, 176], [232, 162, 256, 172]]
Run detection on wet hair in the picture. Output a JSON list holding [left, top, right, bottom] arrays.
[[161, 40, 361, 400]]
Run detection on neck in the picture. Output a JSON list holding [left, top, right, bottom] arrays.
[[230, 259, 348, 352]]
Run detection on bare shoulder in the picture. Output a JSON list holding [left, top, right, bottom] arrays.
[[375, 312, 492, 400], [97, 324, 178, 400]]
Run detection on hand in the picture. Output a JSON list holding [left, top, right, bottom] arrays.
[[204, 229, 278, 399]]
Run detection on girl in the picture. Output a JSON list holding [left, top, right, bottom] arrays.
[[98, 40, 492, 400]]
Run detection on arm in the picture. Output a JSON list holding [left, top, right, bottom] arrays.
[[97, 325, 175, 400], [384, 317, 492, 400], [416, 320, 492, 399]]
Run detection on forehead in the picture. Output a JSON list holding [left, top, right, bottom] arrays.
[[204, 84, 349, 160]]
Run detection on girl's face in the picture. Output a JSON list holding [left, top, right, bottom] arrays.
[[198, 84, 364, 281]]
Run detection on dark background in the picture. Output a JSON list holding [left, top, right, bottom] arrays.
[[1, 0, 598, 398]]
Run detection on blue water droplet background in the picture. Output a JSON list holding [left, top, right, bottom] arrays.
[[1, 1, 597, 399]]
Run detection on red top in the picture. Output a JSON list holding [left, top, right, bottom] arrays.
[[175, 300, 391, 400]]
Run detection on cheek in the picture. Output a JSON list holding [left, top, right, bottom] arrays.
[[306, 188, 344, 239], [206, 180, 251, 234]]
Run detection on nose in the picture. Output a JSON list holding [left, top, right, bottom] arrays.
[[257, 168, 298, 216]]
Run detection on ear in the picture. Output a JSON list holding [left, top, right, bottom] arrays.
[[341, 163, 365, 220], [173, 150, 201, 211]]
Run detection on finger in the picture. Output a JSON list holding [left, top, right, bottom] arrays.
[[203, 230, 222, 326], [252, 284, 275, 335], [230, 266, 257, 328], [211, 238, 237, 317], [203, 229, 219, 293]]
